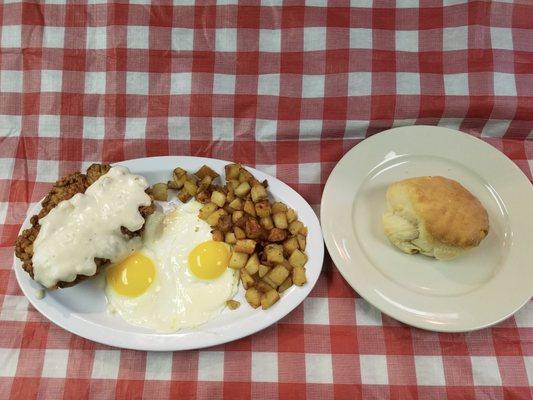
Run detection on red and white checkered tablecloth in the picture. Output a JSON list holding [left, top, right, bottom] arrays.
[[0, 0, 532, 399]]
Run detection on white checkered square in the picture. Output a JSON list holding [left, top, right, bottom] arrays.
[[258, 74, 280, 96], [41, 70, 63, 93], [213, 74, 236, 95], [0, 158, 15, 179], [259, 30, 281, 53], [360, 355, 388, 385], [0, 295, 29, 321], [514, 301, 533, 327], [350, 0, 372, 6], [145, 352, 172, 380], [355, 298, 382, 326], [198, 351, 224, 381], [91, 350, 120, 379], [392, 118, 417, 128], [471, 357, 502, 386], [83, 116, 106, 139], [348, 72, 372, 96], [1, 25, 21, 48], [168, 117, 190, 140], [299, 162, 322, 185], [345, 120, 368, 138], [42, 349, 69, 378], [490, 27, 513, 51], [171, 28, 194, 51], [305, 354, 333, 384], [215, 28, 237, 52], [349, 28, 372, 49], [443, 26, 468, 51], [85, 72, 106, 94], [443, 0, 468, 4], [43, 26, 65, 48], [127, 26, 149, 49], [438, 117, 464, 129], [493, 72, 517, 96], [255, 119, 277, 142], [0, 70, 22, 93], [251, 352, 278, 382], [125, 118, 147, 138], [302, 75, 325, 98], [525, 356, 533, 386], [396, 72, 420, 95], [36, 160, 59, 182], [396, 0, 419, 6], [0, 115, 21, 136], [261, 0, 284, 4], [0, 203, 7, 224], [444, 73, 468, 95], [396, 30, 418, 52], [39, 115, 61, 137], [305, 0, 326, 5], [86, 26, 107, 49], [415, 356, 446, 386], [299, 120, 322, 138], [303, 296, 329, 324], [255, 164, 276, 177], [0, 348, 19, 377], [303, 27, 327, 52], [126, 72, 149, 95], [170, 73, 192, 95], [481, 120, 511, 137], [212, 118, 234, 141]]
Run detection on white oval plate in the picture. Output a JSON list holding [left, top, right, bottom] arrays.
[[321, 126, 532, 332], [15, 156, 324, 351]]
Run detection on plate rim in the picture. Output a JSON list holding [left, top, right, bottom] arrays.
[[320, 125, 533, 332], [14, 156, 324, 351]]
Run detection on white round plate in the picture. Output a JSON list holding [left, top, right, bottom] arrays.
[[321, 126, 533, 332], [15, 156, 324, 351]]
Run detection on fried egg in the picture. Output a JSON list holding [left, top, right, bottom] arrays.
[[105, 200, 238, 332]]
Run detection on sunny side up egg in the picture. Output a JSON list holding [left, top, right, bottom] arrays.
[[105, 200, 239, 332]]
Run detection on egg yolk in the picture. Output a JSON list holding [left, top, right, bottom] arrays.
[[188, 241, 230, 280], [107, 252, 156, 297]]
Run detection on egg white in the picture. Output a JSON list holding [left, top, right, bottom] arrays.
[[105, 200, 239, 332]]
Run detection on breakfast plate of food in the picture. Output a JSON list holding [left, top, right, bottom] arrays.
[[321, 125, 533, 332], [14, 156, 323, 350]]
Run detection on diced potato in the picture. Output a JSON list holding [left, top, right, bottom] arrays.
[[178, 188, 192, 203], [245, 287, 261, 308], [267, 265, 290, 286], [238, 169, 254, 183], [251, 184, 268, 202], [212, 229, 224, 242], [229, 251, 248, 269], [195, 165, 219, 179], [167, 179, 180, 190], [211, 190, 226, 207], [243, 199, 256, 216], [273, 212, 288, 229], [255, 200, 271, 218], [171, 173, 187, 189], [235, 181, 251, 198], [228, 198, 243, 211], [198, 175, 213, 192], [245, 253, 260, 275], [260, 215, 274, 230], [244, 218, 262, 239], [278, 276, 293, 293], [283, 237, 299, 255], [228, 179, 240, 190], [299, 226, 308, 236], [226, 186, 235, 202], [173, 167, 186, 178], [256, 280, 274, 292], [196, 189, 211, 204], [281, 259, 293, 272], [234, 226, 246, 240], [292, 266, 307, 286], [225, 163, 241, 180], [267, 228, 287, 243], [271, 202, 288, 214], [289, 249, 308, 268], [262, 275, 278, 289], [265, 244, 284, 264], [216, 214, 232, 232], [288, 220, 304, 235], [225, 232, 237, 244], [152, 183, 168, 201], [286, 208, 298, 223], [232, 210, 244, 224], [199, 202, 218, 220], [226, 299, 240, 310], [240, 269, 255, 289], [258, 264, 270, 278], [296, 234, 306, 251], [183, 180, 198, 196], [235, 239, 256, 255], [206, 209, 226, 227], [261, 289, 280, 310]]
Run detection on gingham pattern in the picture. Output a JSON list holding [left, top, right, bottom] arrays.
[[1, 0, 532, 399]]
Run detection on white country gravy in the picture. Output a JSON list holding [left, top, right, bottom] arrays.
[[32, 166, 151, 288]]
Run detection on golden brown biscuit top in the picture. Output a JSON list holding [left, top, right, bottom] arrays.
[[391, 176, 489, 248]]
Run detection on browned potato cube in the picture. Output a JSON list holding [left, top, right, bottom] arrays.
[[229, 251, 248, 269], [244, 218, 262, 239], [232, 210, 244, 224], [281, 259, 293, 272], [228, 179, 240, 190], [256, 280, 274, 292], [267, 265, 290, 286], [198, 175, 213, 191], [184, 180, 198, 196], [288, 220, 304, 235], [199, 202, 218, 220], [271, 202, 288, 214], [226, 186, 235, 202], [251, 184, 268, 202], [243, 199, 256, 216], [278, 276, 293, 293], [195, 165, 219, 179], [167, 179, 180, 190], [265, 244, 284, 264], [212, 229, 224, 242], [299, 226, 308, 236], [261, 289, 280, 309], [178, 188, 192, 203], [283, 237, 299, 255], [206, 209, 226, 227], [211, 190, 226, 207], [267, 228, 287, 243], [234, 226, 246, 240], [289, 249, 308, 268], [292, 266, 307, 286], [225, 163, 241, 180], [286, 208, 298, 223], [216, 214, 232, 232], [273, 212, 288, 229], [258, 264, 270, 278], [235, 181, 251, 198], [245, 287, 261, 308], [226, 299, 240, 310], [296, 234, 306, 251], [225, 232, 237, 244], [238, 169, 254, 183], [255, 200, 271, 218], [240, 269, 255, 289], [245, 253, 260, 275], [260, 215, 274, 230], [235, 239, 256, 254], [196, 189, 212, 204], [172, 173, 187, 190], [173, 167, 187, 178], [152, 183, 168, 201], [228, 198, 243, 211]]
